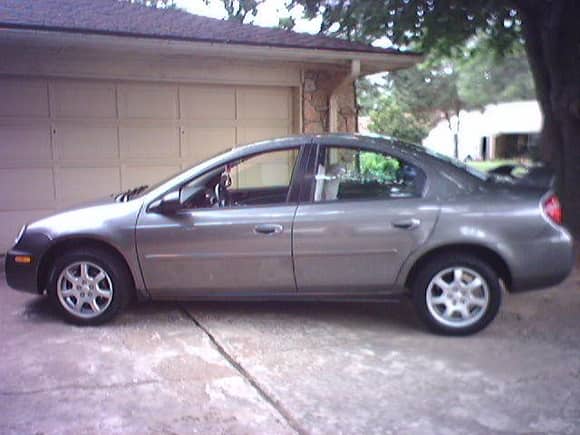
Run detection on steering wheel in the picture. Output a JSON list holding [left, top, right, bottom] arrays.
[[203, 188, 218, 207]]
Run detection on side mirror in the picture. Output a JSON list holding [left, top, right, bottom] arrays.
[[149, 190, 181, 214]]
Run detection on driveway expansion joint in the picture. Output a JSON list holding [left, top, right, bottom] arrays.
[[180, 305, 307, 435]]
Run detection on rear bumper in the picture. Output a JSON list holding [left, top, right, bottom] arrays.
[[509, 228, 574, 292]]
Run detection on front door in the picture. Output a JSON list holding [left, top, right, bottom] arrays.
[[136, 147, 302, 298], [293, 144, 439, 293]]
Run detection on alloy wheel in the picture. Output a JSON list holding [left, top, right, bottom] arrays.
[[56, 261, 114, 319], [425, 266, 490, 328]]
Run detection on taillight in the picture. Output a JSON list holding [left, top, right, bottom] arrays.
[[543, 194, 563, 225]]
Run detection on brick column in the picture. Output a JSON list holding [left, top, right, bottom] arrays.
[[302, 69, 358, 133]]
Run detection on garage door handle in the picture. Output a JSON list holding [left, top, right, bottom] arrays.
[[254, 224, 283, 235], [392, 218, 421, 230]]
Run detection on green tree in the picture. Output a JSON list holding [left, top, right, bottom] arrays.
[[457, 49, 536, 108], [368, 93, 430, 144], [293, 0, 580, 234], [278, 16, 296, 30], [361, 44, 536, 156], [391, 59, 465, 157], [215, 0, 266, 23], [357, 77, 385, 116], [360, 151, 400, 181]]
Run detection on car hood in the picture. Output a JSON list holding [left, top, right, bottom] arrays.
[[57, 195, 118, 213], [27, 196, 143, 240]]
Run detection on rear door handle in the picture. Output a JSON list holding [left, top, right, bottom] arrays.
[[391, 218, 421, 230], [254, 224, 284, 235]]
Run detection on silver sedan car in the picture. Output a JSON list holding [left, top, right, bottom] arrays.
[[5, 134, 574, 335]]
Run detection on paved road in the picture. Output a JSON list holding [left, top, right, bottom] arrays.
[[1, 267, 579, 434]]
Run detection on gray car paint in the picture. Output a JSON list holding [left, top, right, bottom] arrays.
[[7, 133, 574, 299], [293, 198, 439, 292], [136, 204, 298, 298]]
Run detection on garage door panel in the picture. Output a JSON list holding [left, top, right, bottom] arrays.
[[0, 80, 48, 117], [180, 85, 236, 120], [0, 77, 295, 250], [51, 82, 116, 118], [233, 149, 295, 189], [55, 125, 119, 160], [56, 167, 120, 203], [122, 165, 180, 190], [0, 168, 54, 203], [237, 87, 290, 120], [182, 127, 235, 165], [118, 84, 178, 119], [120, 127, 179, 158], [238, 126, 291, 144], [0, 124, 51, 160], [0, 210, 54, 249]]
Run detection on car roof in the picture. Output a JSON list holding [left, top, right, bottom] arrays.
[[232, 133, 409, 155]]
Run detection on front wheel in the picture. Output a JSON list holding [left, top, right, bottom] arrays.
[[411, 254, 502, 335], [48, 248, 131, 326]]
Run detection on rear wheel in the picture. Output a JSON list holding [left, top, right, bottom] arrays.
[[48, 248, 131, 325], [411, 254, 502, 335]]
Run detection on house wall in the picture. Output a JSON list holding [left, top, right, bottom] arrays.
[[0, 44, 359, 249], [422, 101, 542, 161], [0, 47, 302, 87], [0, 47, 358, 136]]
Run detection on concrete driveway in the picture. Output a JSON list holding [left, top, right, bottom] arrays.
[[1, 266, 579, 434]]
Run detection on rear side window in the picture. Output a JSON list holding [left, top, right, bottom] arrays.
[[313, 146, 425, 202]]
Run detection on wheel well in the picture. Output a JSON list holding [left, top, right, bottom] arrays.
[[405, 244, 512, 291], [37, 238, 136, 295]]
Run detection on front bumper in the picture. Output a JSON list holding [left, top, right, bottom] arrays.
[[5, 250, 40, 294], [5, 232, 51, 294]]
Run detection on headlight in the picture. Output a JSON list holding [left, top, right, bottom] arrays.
[[14, 225, 27, 245]]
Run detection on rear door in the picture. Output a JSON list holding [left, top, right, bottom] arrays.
[[293, 144, 439, 293]]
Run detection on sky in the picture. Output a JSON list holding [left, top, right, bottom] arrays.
[[175, 0, 322, 34], [175, 0, 393, 50]]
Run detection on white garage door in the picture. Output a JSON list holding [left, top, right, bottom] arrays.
[[0, 77, 295, 249]]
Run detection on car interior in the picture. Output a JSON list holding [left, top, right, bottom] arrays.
[[313, 147, 424, 202], [179, 148, 299, 209]]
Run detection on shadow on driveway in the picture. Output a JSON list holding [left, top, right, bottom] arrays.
[[19, 291, 423, 333]]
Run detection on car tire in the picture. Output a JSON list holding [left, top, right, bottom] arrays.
[[411, 254, 502, 336], [47, 248, 132, 326]]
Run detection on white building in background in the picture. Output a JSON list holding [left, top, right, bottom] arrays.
[[422, 101, 543, 161]]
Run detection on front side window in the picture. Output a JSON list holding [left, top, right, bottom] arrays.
[[181, 147, 300, 209], [231, 148, 298, 190], [313, 146, 424, 202]]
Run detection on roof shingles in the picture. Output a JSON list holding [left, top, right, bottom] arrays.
[[0, 0, 403, 54]]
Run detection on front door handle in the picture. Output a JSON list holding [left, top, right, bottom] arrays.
[[392, 218, 421, 230], [254, 224, 284, 235]]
